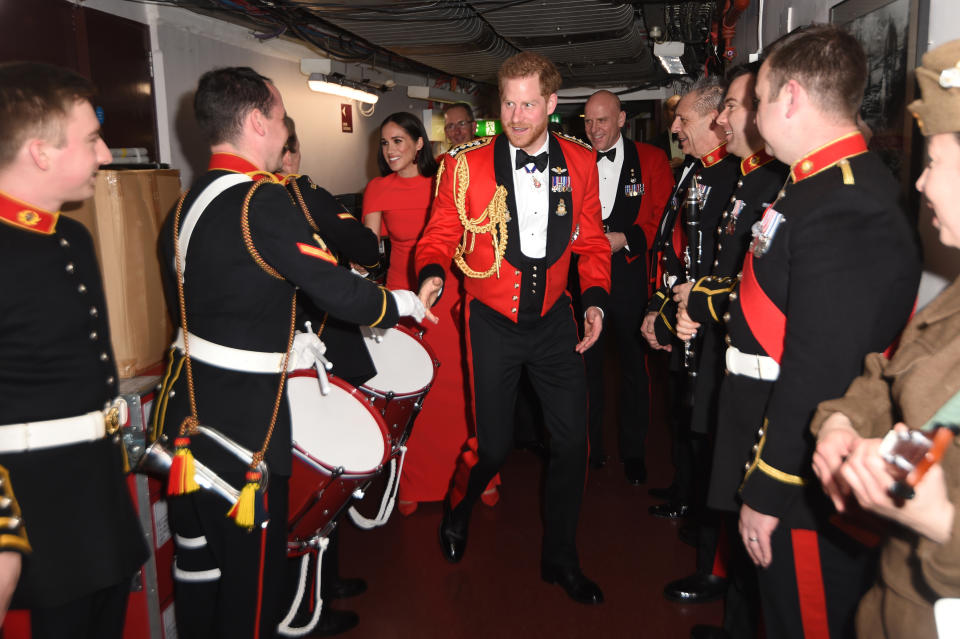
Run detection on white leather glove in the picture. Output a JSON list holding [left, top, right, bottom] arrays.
[[391, 289, 426, 323]]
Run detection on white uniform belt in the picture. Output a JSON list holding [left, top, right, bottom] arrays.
[[173, 328, 286, 374], [725, 345, 780, 381], [0, 403, 123, 453]]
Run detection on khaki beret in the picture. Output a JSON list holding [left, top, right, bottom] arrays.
[[909, 39, 960, 136]]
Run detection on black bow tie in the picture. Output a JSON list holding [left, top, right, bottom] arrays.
[[596, 148, 616, 163], [515, 149, 549, 172]]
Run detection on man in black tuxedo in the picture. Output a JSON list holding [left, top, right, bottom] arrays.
[[577, 90, 673, 480]]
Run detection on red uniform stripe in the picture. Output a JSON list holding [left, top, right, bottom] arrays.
[[252, 518, 268, 639], [711, 520, 728, 579], [791, 529, 830, 639], [740, 252, 786, 364]]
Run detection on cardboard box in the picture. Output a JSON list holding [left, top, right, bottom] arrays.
[[63, 169, 181, 378]]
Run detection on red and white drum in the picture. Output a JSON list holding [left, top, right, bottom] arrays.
[[358, 325, 439, 453], [286, 371, 389, 548]]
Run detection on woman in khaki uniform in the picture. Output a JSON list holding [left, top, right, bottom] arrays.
[[810, 39, 960, 639]]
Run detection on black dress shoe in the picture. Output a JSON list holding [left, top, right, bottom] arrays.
[[663, 572, 727, 603], [648, 500, 689, 519], [648, 483, 677, 500], [438, 502, 469, 563], [305, 609, 359, 637], [322, 577, 367, 599], [623, 458, 647, 485], [541, 564, 604, 605], [690, 625, 731, 639]]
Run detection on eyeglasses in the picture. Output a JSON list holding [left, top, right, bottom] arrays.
[[444, 120, 475, 131]]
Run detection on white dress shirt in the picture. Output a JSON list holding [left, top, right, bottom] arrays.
[[510, 137, 550, 259], [596, 134, 624, 221]]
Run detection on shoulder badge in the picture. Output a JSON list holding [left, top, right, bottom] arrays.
[[448, 136, 494, 158], [554, 132, 592, 151]]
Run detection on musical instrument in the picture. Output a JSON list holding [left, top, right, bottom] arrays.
[[286, 371, 390, 547], [683, 174, 704, 395], [357, 324, 439, 453]]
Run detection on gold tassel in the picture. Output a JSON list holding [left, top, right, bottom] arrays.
[[227, 470, 262, 530], [167, 437, 199, 496]]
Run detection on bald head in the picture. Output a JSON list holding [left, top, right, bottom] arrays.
[[584, 89, 626, 152]]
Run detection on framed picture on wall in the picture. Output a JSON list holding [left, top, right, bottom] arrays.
[[831, 0, 930, 216]]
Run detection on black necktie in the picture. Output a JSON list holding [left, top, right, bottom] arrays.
[[515, 149, 549, 172], [596, 148, 616, 163]]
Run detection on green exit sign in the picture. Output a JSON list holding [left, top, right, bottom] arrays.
[[476, 119, 502, 136]]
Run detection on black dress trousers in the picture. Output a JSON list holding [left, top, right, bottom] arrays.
[[461, 297, 588, 568]]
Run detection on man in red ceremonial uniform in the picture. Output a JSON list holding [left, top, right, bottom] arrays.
[[578, 89, 673, 479], [720, 27, 920, 637], [416, 51, 610, 605], [156, 67, 424, 638], [0, 62, 147, 638]]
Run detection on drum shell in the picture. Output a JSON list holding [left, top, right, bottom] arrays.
[[286, 374, 389, 545], [358, 325, 439, 453]]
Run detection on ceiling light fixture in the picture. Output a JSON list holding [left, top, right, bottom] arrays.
[[307, 73, 379, 104], [654, 41, 686, 75]]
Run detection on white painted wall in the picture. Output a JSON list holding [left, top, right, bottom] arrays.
[[77, 0, 446, 193]]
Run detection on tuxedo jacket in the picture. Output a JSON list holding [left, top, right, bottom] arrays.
[[603, 139, 672, 307], [416, 133, 610, 320]]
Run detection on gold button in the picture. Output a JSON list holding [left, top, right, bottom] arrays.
[[725, 335, 732, 345], [65, 262, 75, 273], [59, 238, 70, 248], [729, 292, 737, 301], [751, 444, 758, 453], [100, 352, 109, 361], [514, 283, 519, 289], [512, 295, 518, 300], [106, 376, 115, 385], [515, 270, 520, 275], [89, 331, 98, 341], [77, 284, 87, 293], [511, 308, 517, 313], [722, 312, 730, 322], [744, 462, 751, 472], [89, 306, 98, 317], [757, 428, 764, 438], [800, 160, 813, 173]]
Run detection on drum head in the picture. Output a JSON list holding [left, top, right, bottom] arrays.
[[360, 326, 435, 395], [288, 375, 386, 473]]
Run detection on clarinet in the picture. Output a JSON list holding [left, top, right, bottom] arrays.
[[683, 174, 703, 388]]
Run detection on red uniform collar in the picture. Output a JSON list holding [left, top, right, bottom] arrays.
[[0, 190, 59, 234], [700, 143, 729, 168], [790, 132, 868, 183], [208, 153, 278, 182], [740, 148, 775, 176]]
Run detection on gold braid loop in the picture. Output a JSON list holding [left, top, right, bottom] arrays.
[[171, 190, 200, 437], [451, 153, 509, 279], [434, 158, 446, 199], [241, 180, 284, 280], [289, 178, 320, 232]]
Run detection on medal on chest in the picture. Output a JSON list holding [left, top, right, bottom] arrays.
[[724, 200, 746, 236], [524, 165, 543, 190], [749, 205, 785, 257]]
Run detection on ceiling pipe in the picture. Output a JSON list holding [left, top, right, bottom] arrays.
[[721, 0, 751, 61]]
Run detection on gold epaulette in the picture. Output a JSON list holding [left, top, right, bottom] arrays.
[[555, 132, 592, 151], [740, 419, 808, 488], [447, 136, 495, 158], [691, 276, 737, 322], [0, 466, 30, 554]]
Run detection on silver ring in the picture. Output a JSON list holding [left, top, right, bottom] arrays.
[[748, 536, 759, 542]]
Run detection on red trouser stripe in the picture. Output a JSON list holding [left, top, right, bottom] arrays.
[[740, 253, 786, 364], [712, 519, 728, 579], [791, 529, 830, 639], [252, 518, 268, 639]]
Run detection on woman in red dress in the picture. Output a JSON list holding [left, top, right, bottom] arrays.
[[363, 113, 497, 515]]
